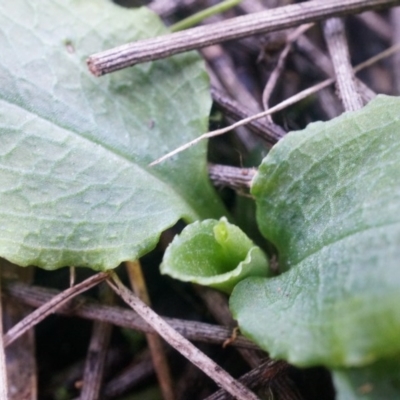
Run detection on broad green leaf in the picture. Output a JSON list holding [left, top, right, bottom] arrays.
[[332, 358, 400, 400], [161, 218, 269, 293], [230, 95, 400, 367], [0, 1, 226, 271]]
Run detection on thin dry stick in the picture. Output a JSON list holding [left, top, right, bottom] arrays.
[[4, 282, 258, 349], [195, 286, 263, 369], [323, 17, 363, 111], [204, 359, 289, 400], [107, 272, 261, 400], [294, 34, 343, 119], [262, 23, 314, 112], [295, 33, 376, 108], [150, 79, 333, 166], [210, 86, 286, 145], [87, 0, 399, 75], [3, 272, 108, 348], [0, 275, 9, 399], [202, 45, 262, 115], [353, 42, 400, 71], [296, 34, 335, 76], [208, 163, 256, 192], [202, 45, 262, 151], [296, 32, 376, 101], [126, 260, 175, 400], [150, 42, 400, 166], [391, 7, 400, 93], [70, 266, 76, 287], [355, 80, 377, 104], [79, 284, 114, 400]]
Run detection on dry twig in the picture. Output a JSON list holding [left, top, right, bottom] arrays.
[[208, 163, 256, 192], [391, 7, 400, 93], [323, 17, 363, 110], [3, 272, 108, 348], [262, 23, 314, 112], [87, 0, 399, 75], [107, 272, 261, 400], [204, 359, 289, 400], [150, 42, 400, 166], [195, 286, 264, 369], [126, 260, 175, 400], [149, 79, 333, 166], [210, 86, 285, 145], [79, 284, 114, 400], [4, 281, 258, 350]]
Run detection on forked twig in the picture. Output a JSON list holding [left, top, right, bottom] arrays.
[[107, 272, 260, 400], [3, 272, 108, 348]]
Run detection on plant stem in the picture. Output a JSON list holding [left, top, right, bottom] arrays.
[[171, 0, 242, 32]]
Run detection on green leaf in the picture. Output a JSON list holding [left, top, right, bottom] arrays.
[[161, 218, 269, 293], [0, 1, 225, 271], [332, 358, 400, 400], [230, 95, 400, 367]]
